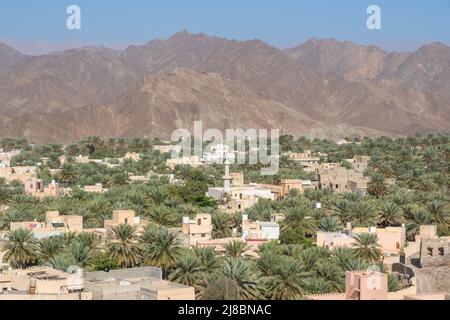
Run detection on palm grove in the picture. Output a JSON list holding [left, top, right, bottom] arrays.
[[0, 134, 449, 300]]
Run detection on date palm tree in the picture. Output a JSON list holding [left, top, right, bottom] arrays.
[[0, 209, 25, 230], [256, 250, 281, 277], [169, 254, 205, 288], [3, 228, 38, 268], [405, 207, 432, 240], [282, 206, 316, 236], [368, 172, 388, 198], [37, 237, 63, 264], [427, 199, 449, 234], [377, 202, 404, 227], [107, 224, 142, 268], [141, 226, 181, 278], [147, 205, 176, 227], [66, 240, 94, 268], [49, 254, 72, 272], [305, 277, 332, 295], [265, 257, 309, 300], [221, 258, 259, 300], [316, 261, 344, 292], [350, 201, 377, 227], [225, 240, 250, 258], [193, 247, 221, 271], [351, 233, 382, 264], [75, 232, 101, 251], [212, 212, 231, 239], [60, 163, 77, 186], [318, 216, 343, 232], [331, 199, 352, 224]]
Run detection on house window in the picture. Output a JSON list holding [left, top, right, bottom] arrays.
[[201, 234, 206, 238], [335, 184, 339, 189], [125, 218, 128, 224], [238, 204, 242, 210], [438, 247, 444, 256], [239, 193, 243, 200], [197, 219, 201, 225], [427, 247, 433, 256]]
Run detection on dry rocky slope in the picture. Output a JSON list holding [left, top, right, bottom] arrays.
[[0, 31, 449, 143]]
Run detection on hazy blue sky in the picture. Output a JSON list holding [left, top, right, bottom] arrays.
[[1, 0, 449, 54]]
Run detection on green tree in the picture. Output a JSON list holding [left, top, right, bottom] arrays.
[[377, 202, 404, 227], [107, 224, 142, 268], [169, 254, 205, 287], [265, 257, 309, 300], [3, 229, 38, 268], [351, 233, 382, 264], [141, 226, 181, 278], [368, 172, 388, 198]]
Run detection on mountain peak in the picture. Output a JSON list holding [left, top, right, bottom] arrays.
[[169, 30, 194, 40], [418, 41, 450, 52], [0, 42, 22, 54]]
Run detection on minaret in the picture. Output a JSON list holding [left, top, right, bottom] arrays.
[[223, 158, 231, 193]]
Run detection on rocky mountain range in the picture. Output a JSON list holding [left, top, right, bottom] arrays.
[[0, 31, 449, 143]]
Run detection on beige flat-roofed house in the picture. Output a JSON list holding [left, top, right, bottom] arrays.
[[84, 267, 195, 300], [280, 179, 318, 197], [9, 211, 83, 239], [104, 210, 148, 234], [208, 184, 277, 212], [0, 166, 37, 184], [318, 166, 370, 195], [181, 213, 213, 246], [284, 150, 320, 171], [10, 211, 83, 239], [166, 155, 204, 170], [241, 215, 280, 241], [307, 270, 388, 300], [24, 177, 64, 198], [83, 183, 108, 193], [317, 224, 406, 265], [0, 266, 91, 300], [153, 145, 181, 154]]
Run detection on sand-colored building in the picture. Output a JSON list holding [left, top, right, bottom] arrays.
[[24, 177, 65, 198], [231, 172, 245, 187], [0, 149, 21, 167], [307, 270, 388, 300], [403, 225, 450, 267], [280, 179, 318, 197], [345, 155, 371, 173], [84, 267, 195, 300], [317, 224, 406, 265], [209, 184, 277, 212], [181, 214, 213, 246], [166, 155, 204, 170], [318, 165, 370, 195], [283, 150, 321, 172], [153, 145, 181, 154], [0, 166, 37, 184], [83, 183, 109, 194], [0, 266, 91, 300], [307, 269, 448, 300], [104, 210, 148, 235], [241, 215, 280, 241], [9, 211, 83, 239]]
